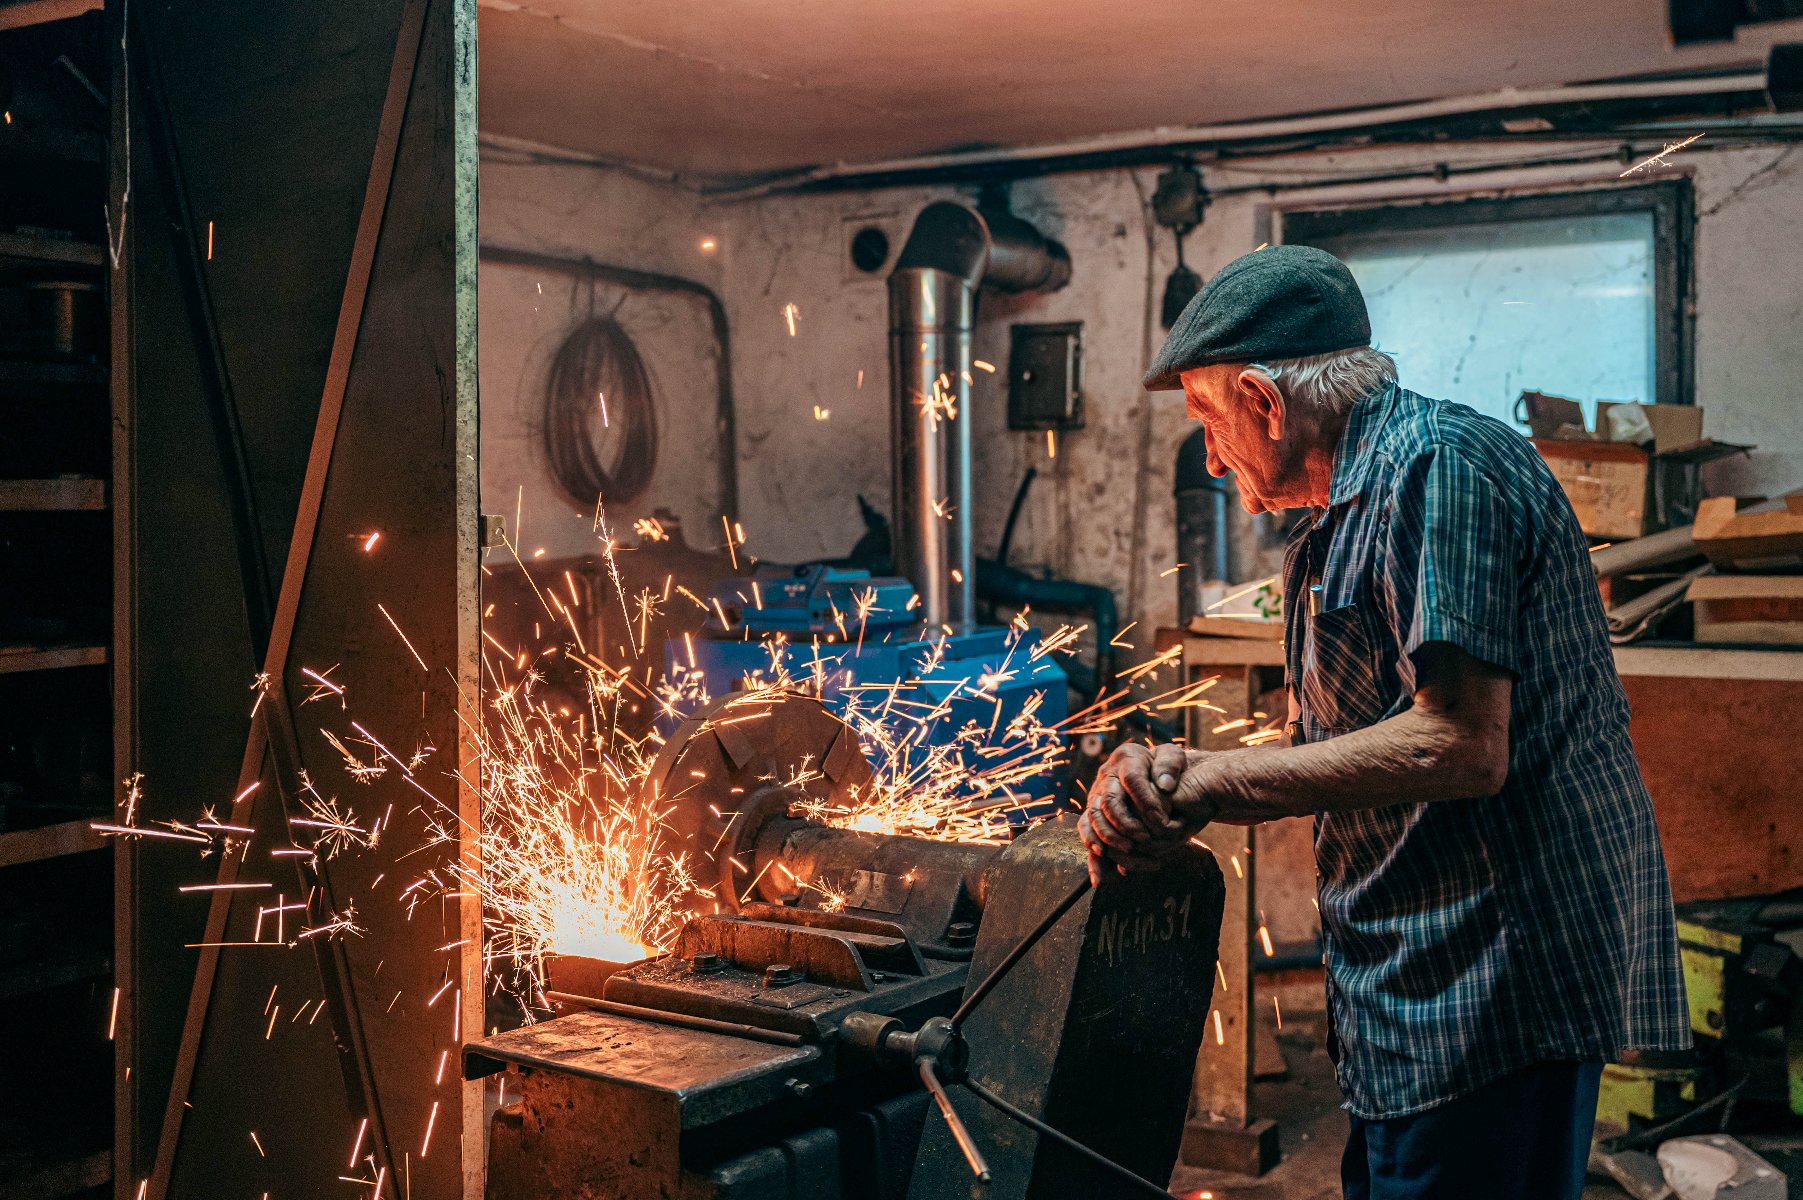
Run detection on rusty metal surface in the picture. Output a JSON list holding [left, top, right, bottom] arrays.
[[606, 907, 966, 1040], [117, 0, 479, 1195], [641, 692, 875, 895], [739, 813, 995, 957], [484, 1063, 930, 1200], [909, 816, 1224, 1200], [469, 1008, 826, 1130]]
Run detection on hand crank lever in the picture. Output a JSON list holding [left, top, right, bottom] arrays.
[[838, 872, 1174, 1196], [918, 1056, 991, 1184]]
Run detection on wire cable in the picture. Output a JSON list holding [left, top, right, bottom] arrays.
[[542, 314, 658, 506]]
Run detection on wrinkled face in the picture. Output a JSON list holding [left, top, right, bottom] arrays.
[[1180, 363, 1318, 514]]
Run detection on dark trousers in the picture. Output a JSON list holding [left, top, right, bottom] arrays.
[[1341, 1061, 1603, 1200]]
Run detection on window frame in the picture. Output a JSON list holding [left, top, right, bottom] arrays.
[[1278, 179, 1696, 409]]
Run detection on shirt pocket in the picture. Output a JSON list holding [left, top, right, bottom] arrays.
[[1299, 602, 1390, 732]]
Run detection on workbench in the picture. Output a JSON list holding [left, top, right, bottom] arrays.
[[1612, 646, 1803, 902]]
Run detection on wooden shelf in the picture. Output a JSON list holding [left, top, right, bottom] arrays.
[[0, 1147, 111, 1200], [0, 359, 107, 390], [0, 643, 107, 675], [0, 478, 106, 511], [0, 945, 110, 1001], [0, 819, 106, 869], [0, 231, 103, 269]]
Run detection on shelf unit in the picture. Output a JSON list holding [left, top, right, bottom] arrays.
[[0, 478, 108, 510], [0, 6, 115, 1199]]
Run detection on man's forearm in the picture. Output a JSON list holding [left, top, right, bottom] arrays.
[[1180, 707, 1505, 823]]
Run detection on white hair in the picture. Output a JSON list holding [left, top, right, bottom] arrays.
[[1249, 346, 1397, 416]]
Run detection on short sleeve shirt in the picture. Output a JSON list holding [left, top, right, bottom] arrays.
[[1282, 383, 1691, 1120]]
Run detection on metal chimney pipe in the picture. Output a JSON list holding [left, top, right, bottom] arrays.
[[888, 201, 1068, 633]]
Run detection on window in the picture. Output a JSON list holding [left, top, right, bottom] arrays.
[[1281, 182, 1693, 430]]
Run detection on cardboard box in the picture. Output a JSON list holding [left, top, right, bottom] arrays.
[[1687, 574, 1803, 644], [1532, 439, 1651, 541], [1521, 391, 1747, 540]]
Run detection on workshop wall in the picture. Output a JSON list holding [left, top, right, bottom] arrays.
[[477, 141, 1803, 957], [479, 160, 730, 560], [478, 142, 1803, 643]]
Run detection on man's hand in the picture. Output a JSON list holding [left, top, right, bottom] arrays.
[[1077, 742, 1217, 885]]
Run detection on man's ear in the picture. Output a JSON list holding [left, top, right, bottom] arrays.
[[1238, 368, 1286, 441]]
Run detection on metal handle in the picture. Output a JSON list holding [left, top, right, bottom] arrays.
[[919, 1056, 991, 1184]]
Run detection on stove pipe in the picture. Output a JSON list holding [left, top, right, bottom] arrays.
[[888, 202, 1069, 632]]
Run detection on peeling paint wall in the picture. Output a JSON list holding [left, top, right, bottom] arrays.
[[479, 142, 1803, 647], [478, 160, 730, 559]]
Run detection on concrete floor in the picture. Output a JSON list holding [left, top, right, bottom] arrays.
[[1167, 1001, 1629, 1200]]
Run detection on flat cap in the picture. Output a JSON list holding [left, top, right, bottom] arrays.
[[1143, 244, 1371, 391]]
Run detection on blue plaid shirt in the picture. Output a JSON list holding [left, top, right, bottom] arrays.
[[1282, 382, 1690, 1120]]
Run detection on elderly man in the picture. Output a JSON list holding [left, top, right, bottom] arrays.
[[1079, 245, 1689, 1200]]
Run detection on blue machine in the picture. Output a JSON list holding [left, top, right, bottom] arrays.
[[664, 565, 1069, 822]]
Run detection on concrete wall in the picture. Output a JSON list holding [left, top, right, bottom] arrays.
[[479, 160, 730, 559], [480, 140, 1803, 649]]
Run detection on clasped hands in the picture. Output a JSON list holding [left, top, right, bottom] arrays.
[[1077, 742, 1218, 886]]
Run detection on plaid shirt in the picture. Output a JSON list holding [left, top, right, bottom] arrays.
[[1282, 382, 1691, 1120]]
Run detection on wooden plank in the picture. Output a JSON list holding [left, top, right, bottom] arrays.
[[0, 478, 108, 511], [0, 230, 105, 267], [1180, 636, 1286, 668], [0, 818, 106, 868], [0, 0, 98, 31], [1182, 656, 1257, 1127], [0, 643, 108, 674], [1614, 645, 1803, 682], [4, 1148, 112, 1200]]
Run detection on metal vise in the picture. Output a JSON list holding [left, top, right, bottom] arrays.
[[465, 696, 1224, 1199]]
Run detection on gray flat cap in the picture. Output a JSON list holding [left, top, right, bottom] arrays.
[[1143, 244, 1371, 391]]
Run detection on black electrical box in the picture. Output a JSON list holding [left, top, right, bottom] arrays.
[[1007, 322, 1083, 431]]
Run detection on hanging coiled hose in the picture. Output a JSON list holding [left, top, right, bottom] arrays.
[[542, 314, 658, 506]]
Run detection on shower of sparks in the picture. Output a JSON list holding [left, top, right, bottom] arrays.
[[363, 531, 381, 552], [813, 404, 831, 420], [91, 471, 1288, 1188], [1205, 575, 1280, 613], [1046, 430, 1057, 459], [973, 359, 995, 373], [421, 664, 699, 1009], [698, 236, 718, 253], [1620, 133, 1704, 177], [783, 302, 799, 336]]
